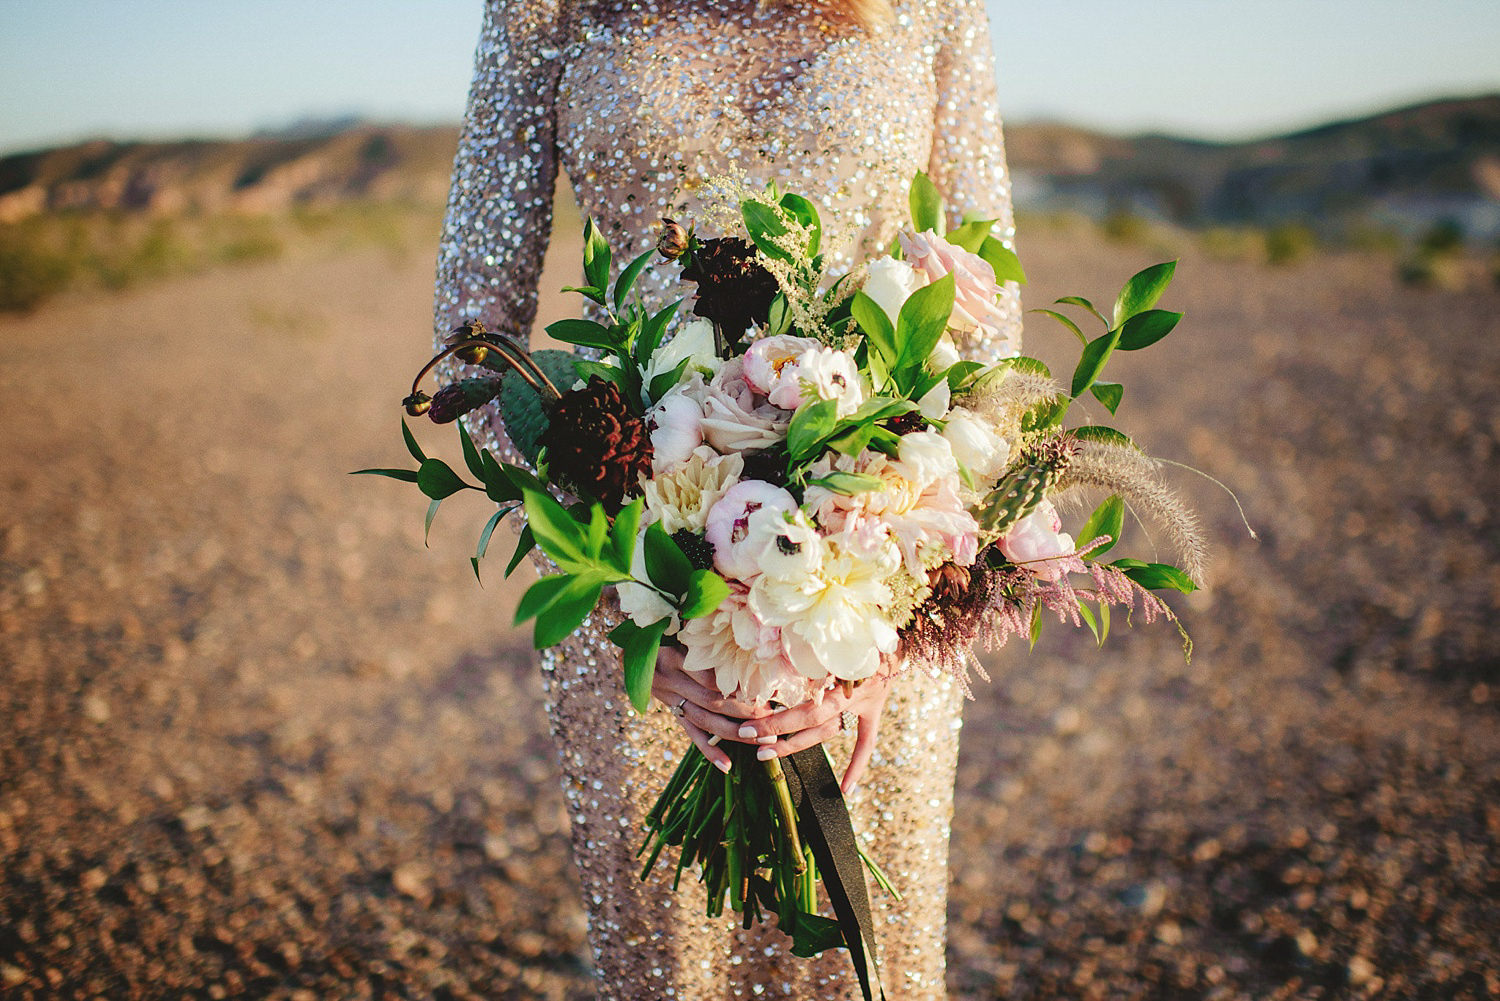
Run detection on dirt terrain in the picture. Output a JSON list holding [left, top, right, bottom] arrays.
[[1, 218, 1496, 1000]]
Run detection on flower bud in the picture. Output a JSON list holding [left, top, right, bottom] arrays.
[[446, 320, 491, 364], [403, 391, 432, 417], [657, 218, 690, 261], [427, 377, 504, 424]]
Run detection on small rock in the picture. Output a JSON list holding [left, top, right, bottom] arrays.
[[1155, 920, 1183, 946], [82, 694, 111, 723], [1348, 955, 1376, 985], [392, 862, 434, 902]]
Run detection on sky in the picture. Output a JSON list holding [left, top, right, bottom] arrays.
[[2, 0, 1498, 155]]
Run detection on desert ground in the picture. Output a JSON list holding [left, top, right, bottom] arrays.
[[1, 212, 1496, 1000]]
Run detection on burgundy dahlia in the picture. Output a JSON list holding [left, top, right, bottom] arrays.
[[539, 377, 653, 510], [679, 236, 779, 343]]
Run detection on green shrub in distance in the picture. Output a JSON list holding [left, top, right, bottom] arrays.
[[1264, 223, 1317, 266]]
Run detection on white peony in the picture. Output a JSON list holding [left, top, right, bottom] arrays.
[[641, 445, 743, 535], [861, 256, 926, 327], [679, 586, 812, 705], [743, 334, 821, 401], [647, 388, 705, 472], [703, 479, 798, 581], [748, 524, 900, 682]]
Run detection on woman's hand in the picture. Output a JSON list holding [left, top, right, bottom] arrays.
[[735, 671, 893, 795], [652, 643, 774, 774]]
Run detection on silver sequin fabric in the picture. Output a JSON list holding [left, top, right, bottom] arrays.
[[433, 2, 1021, 997]]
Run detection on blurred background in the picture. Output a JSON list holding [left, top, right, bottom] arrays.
[[1, 2, 1498, 999]]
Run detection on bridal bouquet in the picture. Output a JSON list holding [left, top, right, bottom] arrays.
[[361, 173, 1205, 998]]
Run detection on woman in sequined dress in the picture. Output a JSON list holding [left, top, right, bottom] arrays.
[[434, 1, 1022, 997]]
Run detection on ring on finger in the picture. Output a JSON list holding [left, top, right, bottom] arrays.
[[673, 698, 688, 718], [839, 709, 858, 733]]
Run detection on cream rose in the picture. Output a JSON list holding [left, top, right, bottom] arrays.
[[861, 256, 926, 327]]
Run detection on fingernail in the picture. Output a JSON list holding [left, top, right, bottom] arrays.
[[756, 735, 778, 745], [714, 756, 732, 774], [756, 746, 778, 761], [738, 725, 758, 739], [707, 734, 722, 746]]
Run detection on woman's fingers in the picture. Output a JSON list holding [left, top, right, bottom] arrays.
[[758, 716, 840, 759], [740, 691, 849, 738], [841, 708, 882, 794], [680, 717, 733, 773]]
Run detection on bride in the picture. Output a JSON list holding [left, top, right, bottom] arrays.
[[434, 1, 1022, 997]]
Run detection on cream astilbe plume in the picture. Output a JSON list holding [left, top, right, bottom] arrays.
[[1058, 441, 1212, 587]]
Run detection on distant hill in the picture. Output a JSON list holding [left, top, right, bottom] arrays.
[[3, 95, 1498, 240], [1006, 94, 1500, 240]]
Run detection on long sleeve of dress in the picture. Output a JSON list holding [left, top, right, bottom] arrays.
[[433, 0, 567, 463], [925, 0, 1023, 362]]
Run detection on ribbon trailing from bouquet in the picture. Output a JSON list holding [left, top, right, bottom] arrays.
[[783, 747, 887, 1001]]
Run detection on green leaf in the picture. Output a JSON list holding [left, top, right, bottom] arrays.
[[582, 217, 612, 298], [574, 359, 624, 387], [402, 420, 426, 462], [350, 467, 419, 483], [1070, 328, 1121, 399], [522, 487, 590, 571], [979, 236, 1027, 284], [1114, 560, 1198, 594], [908, 170, 944, 234], [1090, 381, 1124, 414], [1010, 355, 1051, 378], [1098, 601, 1111, 643], [610, 618, 670, 713], [1021, 394, 1070, 432], [681, 569, 730, 619], [946, 359, 987, 390], [1077, 600, 1100, 644], [471, 506, 510, 583], [806, 471, 886, 495], [1112, 260, 1176, 327], [1077, 494, 1124, 558], [1072, 425, 1138, 450], [777, 192, 822, 257], [417, 458, 471, 500], [545, 318, 616, 351], [742, 200, 793, 263], [458, 422, 487, 480], [638, 299, 681, 364], [423, 497, 441, 546], [560, 284, 604, 303], [480, 450, 521, 503], [514, 573, 573, 625], [505, 523, 536, 577], [825, 423, 876, 457], [1031, 308, 1087, 347], [607, 499, 643, 575], [1117, 309, 1182, 351], [849, 292, 897, 370], [533, 576, 605, 649], [946, 217, 994, 252], [585, 502, 610, 560], [1055, 295, 1109, 329], [895, 273, 955, 375], [1028, 602, 1043, 649], [643, 521, 693, 598], [786, 398, 840, 461], [614, 248, 655, 310], [647, 359, 691, 404]]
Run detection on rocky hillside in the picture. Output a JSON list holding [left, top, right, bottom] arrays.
[[3, 95, 1498, 239], [1007, 94, 1500, 239]]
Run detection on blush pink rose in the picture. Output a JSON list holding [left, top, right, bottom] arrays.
[[998, 501, 1082, 582], [900, 229, 1019, 358]]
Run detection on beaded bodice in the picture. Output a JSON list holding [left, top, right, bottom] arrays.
[[435, 0, 1021, 466]]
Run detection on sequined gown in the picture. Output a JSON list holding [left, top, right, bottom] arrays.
[[433, 1, 1021, 997]]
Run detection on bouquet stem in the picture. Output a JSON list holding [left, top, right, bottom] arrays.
[[764, 755, 807, 874]]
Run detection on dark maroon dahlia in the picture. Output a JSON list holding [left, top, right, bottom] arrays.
[[679, 236, 779, 343], [539, 377, 653, 510]]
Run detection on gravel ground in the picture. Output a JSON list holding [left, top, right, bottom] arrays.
[[0, 223, 1496, 1000]]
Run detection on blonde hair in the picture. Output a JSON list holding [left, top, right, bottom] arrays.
[[764, 0, 894, 30]]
